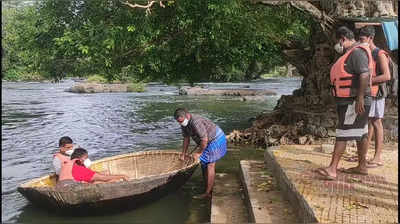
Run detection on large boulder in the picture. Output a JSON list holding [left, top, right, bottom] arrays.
[[66, 83, 129, 93]]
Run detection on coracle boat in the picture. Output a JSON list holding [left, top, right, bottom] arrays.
[[18, 150, 199, 214]]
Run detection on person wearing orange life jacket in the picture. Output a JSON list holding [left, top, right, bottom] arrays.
[[316, 26, 374, 180], [53, 136, 76, 178], [56, 147, 129, 188], [359, 25, 391, 168]]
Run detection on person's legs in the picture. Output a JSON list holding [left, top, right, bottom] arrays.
[[369, 118, 384, 164], [195, 162, 214, 199], [342, 100, 371, 175], [318, 140, 347, 178], [205, 162, 215, 196], [367, 118, 374, 145], [201, 163, 208, 190], [367, 98, 377, 148], [368, 98, 385, 165], [355, 136, 369, 172]]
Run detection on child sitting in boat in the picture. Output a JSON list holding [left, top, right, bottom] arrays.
[[56, 147, 129, 188], [53, 136, 77, 178]]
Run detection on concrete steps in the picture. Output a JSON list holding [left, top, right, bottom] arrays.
[[210, 160, 298, 223], [210, 173, 249, 223], [264, 144, 398, 224], [239, 160, 298, 223]]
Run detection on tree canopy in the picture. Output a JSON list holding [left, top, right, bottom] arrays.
[[2, 0, 312, 83]]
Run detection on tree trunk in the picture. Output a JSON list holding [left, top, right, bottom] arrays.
[[228, 0, 398, 147]]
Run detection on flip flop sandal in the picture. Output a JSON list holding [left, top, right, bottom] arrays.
[[366, 161, 383, 168], [341, 167, 368, 175], [315, 168, 336, 180], [343, 156, 358, 162]]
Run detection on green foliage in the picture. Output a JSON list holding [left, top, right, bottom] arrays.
[[2, 0, 312, 83], [86, 74, 108, 83], [261, 64, 300, 78], [127, 82, 146, 92]]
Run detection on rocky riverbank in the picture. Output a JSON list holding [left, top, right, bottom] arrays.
[[227, 95, 398, 147], [179, 86, 276, 96]]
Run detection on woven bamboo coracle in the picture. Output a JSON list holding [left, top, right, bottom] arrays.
[[18, 150, 199, 214]]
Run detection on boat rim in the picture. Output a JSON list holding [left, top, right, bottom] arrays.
[[19, 150, 199, 188]]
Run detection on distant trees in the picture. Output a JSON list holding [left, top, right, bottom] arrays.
[[2, 0, 312, 83]]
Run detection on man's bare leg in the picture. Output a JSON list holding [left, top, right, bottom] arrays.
[[318, 140, 347, 178], [205, 162, 215, 196], [367, 119, 374, 146], [352, 136, 369, 173], [195, 163, 213, 199], [370, 118, 384, 164], [201, 164, 207, 190]]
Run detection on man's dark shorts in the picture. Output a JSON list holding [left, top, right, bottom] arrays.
[[336, 101, 371, 141]]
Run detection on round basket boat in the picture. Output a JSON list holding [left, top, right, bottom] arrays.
[[17, 150, 199, 214]]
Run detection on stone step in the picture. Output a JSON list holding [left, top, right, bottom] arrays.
[[210, 172, 249, 223], [264, 144, 398, 224], [239, 160, 299, 223]]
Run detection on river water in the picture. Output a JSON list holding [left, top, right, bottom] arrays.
[[1, 78, 301, 223]]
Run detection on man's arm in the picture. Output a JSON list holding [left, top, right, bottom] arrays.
[[179, 136, 190, 160], [182, 136, 190, 154], [192, 121, 208, 160], [197, 137, 208, 154], [52, 157, 61, 175], [356, 72, 369, 114], [372, 53, 390, 84], [349, 48, 369, 115]]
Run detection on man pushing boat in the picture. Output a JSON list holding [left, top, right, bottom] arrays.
[[174, 108, 227, 199]]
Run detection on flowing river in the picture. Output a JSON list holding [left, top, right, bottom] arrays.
[[1, 78, 301, 223]]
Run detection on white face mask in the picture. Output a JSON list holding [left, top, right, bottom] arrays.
[[180, 118, 189, 127], [83, 158, 92, 168], [65, 149, 74, 156], [334, 43, 344, 54]]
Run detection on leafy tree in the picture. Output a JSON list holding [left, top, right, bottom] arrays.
[[2, 0, 312, 83]]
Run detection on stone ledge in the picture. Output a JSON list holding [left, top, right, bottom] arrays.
[[264, 147, 318, 224], [210, 172, 249, 223], [239, 160, 258, 223], [263, 144, 398, 224]]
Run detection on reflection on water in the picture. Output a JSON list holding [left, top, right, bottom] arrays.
[[1, 78, 301, 223]]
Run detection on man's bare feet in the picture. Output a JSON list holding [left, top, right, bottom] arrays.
[[193, 193, 211, 199], [341, 166, 368, 175], [315, 168, 336, 180]]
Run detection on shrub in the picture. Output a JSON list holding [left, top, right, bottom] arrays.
[[2, 69, 45, 82], [127, 82, 146, 93]]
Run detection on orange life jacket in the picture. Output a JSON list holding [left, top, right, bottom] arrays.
[[58, 158, 79, 181], [330, 44, 378, 97]]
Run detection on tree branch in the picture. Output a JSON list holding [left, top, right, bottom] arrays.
[[122, 0, 165, 15], [253, 0, 334, 32]]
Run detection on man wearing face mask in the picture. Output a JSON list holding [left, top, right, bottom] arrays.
[[53, 136, 77, 178], [316, 26, 377, 180], [56, 147, 129, 188], [174, 108, 227, 199]]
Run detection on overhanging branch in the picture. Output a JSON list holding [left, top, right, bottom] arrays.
[[252, 0, 334, 32], [122, 0, 166, 15]]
